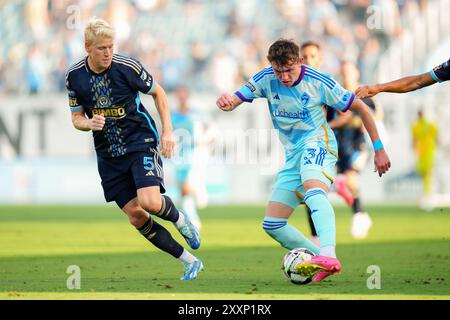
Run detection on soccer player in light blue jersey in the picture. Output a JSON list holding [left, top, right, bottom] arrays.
[[171, 86, 202, 230], [216, 39, 391, 282]]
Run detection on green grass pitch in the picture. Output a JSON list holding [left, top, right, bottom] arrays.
[[0, 204, 449, 300]]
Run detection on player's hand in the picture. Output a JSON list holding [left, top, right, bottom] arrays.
[[355, 85, 378, 99], [89, 114, 105, 131], [160, 130, 175, 158], [374, 148, 391, 177], [216, 93, 235, 112]]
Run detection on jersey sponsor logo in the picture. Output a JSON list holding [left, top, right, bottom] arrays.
[[273, 109, 309, 120], [273, 94, 280, 100], [92, 106, 126, 118], [245, 81, 256, 92]]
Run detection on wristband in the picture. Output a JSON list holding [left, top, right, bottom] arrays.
[[373, 140, 384, 151]]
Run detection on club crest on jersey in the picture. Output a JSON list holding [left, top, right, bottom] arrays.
[[301, 93, 310, 106], [97, 95, 110, 107]]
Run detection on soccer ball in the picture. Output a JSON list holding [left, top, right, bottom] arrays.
[[281, 248, 315, 285]]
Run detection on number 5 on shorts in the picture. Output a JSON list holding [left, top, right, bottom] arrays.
[[143, 156, 155, 171]]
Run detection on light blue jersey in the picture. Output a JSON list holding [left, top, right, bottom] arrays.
[[172, 110, 196, 152], [172, 110, 195, 183], [236, 64, 356, 208], [236, 64, 355, 159]]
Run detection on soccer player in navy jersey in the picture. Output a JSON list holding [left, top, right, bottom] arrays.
[[356, 59, 450, 98], [65, 19, 203, 280]]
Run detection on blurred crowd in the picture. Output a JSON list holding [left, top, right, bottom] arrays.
[[0, 0, 430, 95]]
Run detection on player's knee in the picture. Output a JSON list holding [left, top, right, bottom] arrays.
[[126, 207, 149, 227], [346, 177, 359, 195], [180, 184, 191, 196], [262, 218, 287, 236], [139, 196, 162, 214], [263, 225, 278, 237]]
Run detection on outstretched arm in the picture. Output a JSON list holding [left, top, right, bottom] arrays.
[[349, 99, 391, 177], [356, 73, 436, 98]]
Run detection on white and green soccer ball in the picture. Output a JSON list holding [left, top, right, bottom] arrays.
[[281, 248, 315, 285]]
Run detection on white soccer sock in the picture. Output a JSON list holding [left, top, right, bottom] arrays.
[[182, 195, 200, 222], [174, 210, 185, 228], [178, 249, 197, 264], [320, 245, 336, 258]]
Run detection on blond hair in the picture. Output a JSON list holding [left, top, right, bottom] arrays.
[[84, 18, 115, 45]]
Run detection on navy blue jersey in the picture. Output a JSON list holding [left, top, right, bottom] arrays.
[[65, 54, 159, 158], [334, 97, 376, 154], [430, 58, 450, 82]]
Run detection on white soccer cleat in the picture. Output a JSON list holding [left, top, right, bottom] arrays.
[[191, 218, 202, 231], [351, 212, 372, 239]]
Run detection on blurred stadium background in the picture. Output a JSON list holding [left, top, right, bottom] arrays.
[[0, 0, 450, 207]]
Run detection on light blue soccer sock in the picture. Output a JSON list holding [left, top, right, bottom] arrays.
[[304, 188, 336, 258], [262, 217, 320, 255]]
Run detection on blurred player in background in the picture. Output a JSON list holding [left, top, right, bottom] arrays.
[[300, 42, 354, 244], [338, 61, 388, 239], [301, 42, 378, 240], [171, 86, 202, 229], [356, 58, 450, 97], [411, 110, 438, 210], [65, 19, 203, 280], [217, 39, 391, 282]]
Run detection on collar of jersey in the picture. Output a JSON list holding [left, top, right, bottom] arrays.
[[85, 56, 112, 76], [291, 64, 306, 87]]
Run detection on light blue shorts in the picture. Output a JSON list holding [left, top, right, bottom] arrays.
[[270, 145, 337, 209]]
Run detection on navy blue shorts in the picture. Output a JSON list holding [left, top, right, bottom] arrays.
[[97, 148, 166, 209]]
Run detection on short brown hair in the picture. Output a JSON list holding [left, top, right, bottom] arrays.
[[267, 39, 300, 66]]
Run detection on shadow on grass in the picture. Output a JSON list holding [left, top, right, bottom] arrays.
[[0, 239, 449, 296]]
